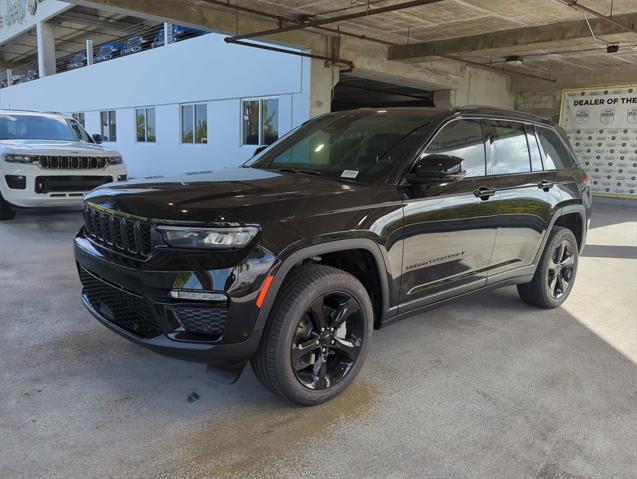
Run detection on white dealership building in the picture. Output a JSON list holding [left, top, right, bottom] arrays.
[[0, 0, 311, 177]]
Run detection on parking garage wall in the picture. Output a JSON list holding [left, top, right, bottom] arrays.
[[0, 32, 311, 177]]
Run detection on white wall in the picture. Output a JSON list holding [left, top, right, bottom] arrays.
[[0, 32, 311, 177], [0, 0, 70, 44]]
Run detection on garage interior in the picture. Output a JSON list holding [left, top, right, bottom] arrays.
[[332, 73, 435, 110], [1, 1, 636, 478]]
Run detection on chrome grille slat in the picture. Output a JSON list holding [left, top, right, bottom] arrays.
[[37, 155, 109, 169]]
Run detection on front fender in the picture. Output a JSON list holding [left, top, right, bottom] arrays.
[[253, 238, 393, 333]]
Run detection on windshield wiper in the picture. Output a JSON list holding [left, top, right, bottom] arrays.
[[276, 167, 324, 177]]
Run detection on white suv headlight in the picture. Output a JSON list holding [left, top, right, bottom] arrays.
[[158, 226, 259, 249], [108, 155, 123, 165], [4, 154, 38, 163]]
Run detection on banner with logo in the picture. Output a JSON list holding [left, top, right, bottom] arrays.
[[560, 85, 637, 198]]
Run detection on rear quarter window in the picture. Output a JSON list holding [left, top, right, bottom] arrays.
[[537, 126, 576, 170]]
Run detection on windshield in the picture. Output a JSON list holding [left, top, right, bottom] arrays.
[[98, 45, 117, 55], [245, 111, 440, 183], [0, 115, 93, 142]]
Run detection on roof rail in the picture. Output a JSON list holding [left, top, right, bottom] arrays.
[[454, 105, 550, 123]]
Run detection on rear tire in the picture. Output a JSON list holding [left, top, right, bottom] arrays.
[[517, 226, 578, 308], [251, 264, 373, 406], [0, 193, 16, 221]]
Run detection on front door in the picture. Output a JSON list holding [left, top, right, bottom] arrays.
[[398, 118, 499, 313]]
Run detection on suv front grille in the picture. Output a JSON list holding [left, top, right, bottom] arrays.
[[79, 267, 161, 339], [83, 205, 153, 259], [36, 155, 110, 169]]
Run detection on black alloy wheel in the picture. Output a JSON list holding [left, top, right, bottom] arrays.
[[547, 240, 576, 299], [517, 226, 579, 308], [252, 264, 373, 405], [291, 292, 364, 390]]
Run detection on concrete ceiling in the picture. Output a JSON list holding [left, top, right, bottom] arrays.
[[227, 0, 637, 77], [7, 0, 637, 84]]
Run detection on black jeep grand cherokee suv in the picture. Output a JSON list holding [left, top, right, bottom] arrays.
[[75, 107, 591, 405]]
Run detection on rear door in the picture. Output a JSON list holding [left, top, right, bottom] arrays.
[[486, 120, 562, 282], [398, 118, 500, 312]]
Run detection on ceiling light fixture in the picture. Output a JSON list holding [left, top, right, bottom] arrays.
[[504, 55, 524, 66]]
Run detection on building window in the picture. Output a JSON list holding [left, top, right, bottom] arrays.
[[100, 110, 117, 142], [181, 103, 207, 144], [72, 112, 85, 127], [242, 98, 279, 146], [136, 107, 156, 142]]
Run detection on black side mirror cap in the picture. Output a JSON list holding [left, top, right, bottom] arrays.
[[407, 154, 466, 184], [92, 134, 104, 144]]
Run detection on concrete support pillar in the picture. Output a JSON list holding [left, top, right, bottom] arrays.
[[36, 21, 56, 77], [6, 68, 12, 86], [86, 40, 94, 65], [164, 23, 172, 46], [310, 59, 340, 118]]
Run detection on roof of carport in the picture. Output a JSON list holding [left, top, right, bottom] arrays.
[[62, 0, 637, 83]]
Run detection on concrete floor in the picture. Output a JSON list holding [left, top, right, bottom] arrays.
[[1, 203, 635, 479]]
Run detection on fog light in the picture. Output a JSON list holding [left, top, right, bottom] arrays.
[[5, 175, 26, 189], [170, 290, 227, 301], [117, 174, 128, 181]]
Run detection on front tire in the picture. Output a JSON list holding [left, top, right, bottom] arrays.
[[251, 264, 374, 406], [517, 226, 578, 308], [0, 193, 16, 221]]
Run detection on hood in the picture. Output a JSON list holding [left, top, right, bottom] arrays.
[[84, 167, 382, 224], [0, 139, 118, 156]]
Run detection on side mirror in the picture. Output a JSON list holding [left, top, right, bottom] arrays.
[[253, 145, 268, 157], [407, 154, 466, 184], [92, 133, 103, 144]]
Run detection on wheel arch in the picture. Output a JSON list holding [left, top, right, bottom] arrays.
[[553, 208, 586, 253], [254, 239, 391, 331], [535, 204, 587, 265]]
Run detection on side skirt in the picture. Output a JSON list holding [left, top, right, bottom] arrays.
[[380, 272, 534, 328]]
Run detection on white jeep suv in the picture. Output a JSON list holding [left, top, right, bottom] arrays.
[[0, 110, 127, 220]]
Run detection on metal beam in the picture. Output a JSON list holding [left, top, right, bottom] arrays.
[[225, 0, 444, 42], [556, 0, 637, 35], [388, 12, 637, 62], [200, 0, 398, 46], [225, 38, 354, 71]]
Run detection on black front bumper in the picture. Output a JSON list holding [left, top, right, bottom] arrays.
[[74, 236, 267, 366]]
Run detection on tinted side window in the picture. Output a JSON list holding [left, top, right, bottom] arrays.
[[537, 126, 575, 170], [488, 121, 531, 174], [525, 125, 543, 171], [423, 119, 486, 177]]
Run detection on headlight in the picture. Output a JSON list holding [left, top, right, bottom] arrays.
[[158, 226, 259, 249], [4, 154, 37, 163], [108, 155, 123, 165]]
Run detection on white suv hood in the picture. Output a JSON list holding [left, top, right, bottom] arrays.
[[0, 139, 119, 156]]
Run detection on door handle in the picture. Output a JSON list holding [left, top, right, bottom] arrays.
[[538, 180, 554, 192], [474, 186, 496, 200]]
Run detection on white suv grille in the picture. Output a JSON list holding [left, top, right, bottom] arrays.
[[36, 155, 110, 169]]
